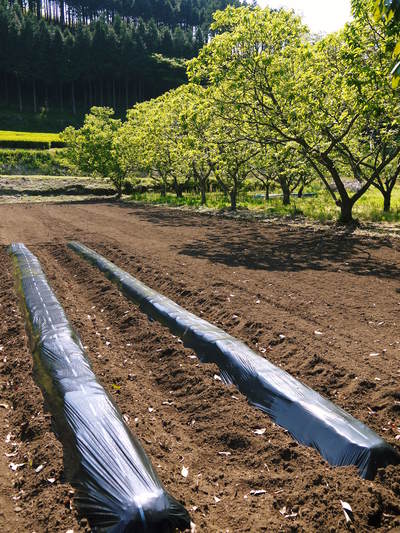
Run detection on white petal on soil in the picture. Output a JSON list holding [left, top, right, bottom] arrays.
[[253, 428, 266, 435], [340, 500, 353, 523], [47, 478, 56, 483], [214, 496, 221, 503], [250, 489, 267, 496], [9, 462, 25, 471], [181, 466, 189, 478], [213, 375, 222, 382], [35, 464, 45, 473], [314, 330, 323, 336]]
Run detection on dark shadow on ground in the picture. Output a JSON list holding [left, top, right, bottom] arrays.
[[117, 204, 400, 280], [178, 226, 400, 279], [7, 200, 394, 281], [112, 202, 237, 229]]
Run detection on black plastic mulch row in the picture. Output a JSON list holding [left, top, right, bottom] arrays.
[[68, 240, 400, 480]]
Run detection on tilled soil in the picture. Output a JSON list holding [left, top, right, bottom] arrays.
[[0, 202, 399, 532]]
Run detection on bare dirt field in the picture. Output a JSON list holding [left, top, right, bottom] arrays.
[[0, 201, 399, 532]]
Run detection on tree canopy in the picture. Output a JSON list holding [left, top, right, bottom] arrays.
[[187, 5, 400, 222], [63, 2, 400, 223]]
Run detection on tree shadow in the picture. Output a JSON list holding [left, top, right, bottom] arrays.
[[101, 203, 400, 281], [117, 203, 248, 229], [176, 224, 399, 280]]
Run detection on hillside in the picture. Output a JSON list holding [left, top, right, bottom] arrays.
[[0, 0, 240, 127]]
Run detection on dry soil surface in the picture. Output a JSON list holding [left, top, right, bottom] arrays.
[[0, 202, 399, 532]]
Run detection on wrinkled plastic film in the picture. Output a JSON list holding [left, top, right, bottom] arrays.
[[10, 243, 190, 533], [68, 241, 400, 480]]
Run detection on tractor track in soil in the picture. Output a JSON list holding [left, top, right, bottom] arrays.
[[0, 201, 399, 532]]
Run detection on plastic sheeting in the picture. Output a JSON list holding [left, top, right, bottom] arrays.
[[10, 243, 191, 533], [68, 241, 400, 480]]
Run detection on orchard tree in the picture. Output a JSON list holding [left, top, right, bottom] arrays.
[[188, 6, 400, 223], [371, 0, 400, 86], [118, 90, 191, 198], [62, 106, 126, 197], [251, 144, 315, 205], [371, 154, 400, 211], [179, 84, 217, 205], [343, 6, 400, 211], [211, 105, 260, 210], [117, 99, 171, 196]]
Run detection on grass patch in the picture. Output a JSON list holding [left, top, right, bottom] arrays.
[[129, 184, 400, 224], [0, 149, 76, 175], [0, 130, 60, 143], [0, 130, 63, 149]]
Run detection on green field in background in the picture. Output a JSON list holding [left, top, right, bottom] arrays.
[[0, 130, 60, 143]]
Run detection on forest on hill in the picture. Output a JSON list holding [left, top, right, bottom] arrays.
[[0, 0, 242, 117]]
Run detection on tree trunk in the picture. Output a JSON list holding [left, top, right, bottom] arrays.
[[112, 79, 116, 110], [107, 79, 111, 107], [59, 82, 63, 111], [17, 76, 22, 112], [265, 182, 270, 201], [125, 77, 129, 109], [71, 81, 76, 114], [33, 79, 37, 113], [60, 0, 64, 25], [383, 190, 391, 212], [4, 73, 8, 105], [175, 182, 183, 198], [297, 185, 304, 198], [45, 84, 49, 110], [230, 189, 237, 211], [200, 181, 206, 205], [115, 178, 122, 199], [338, 197, 355, 225], [282, 187, 290, 205], [161, 179, 167, 197]]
